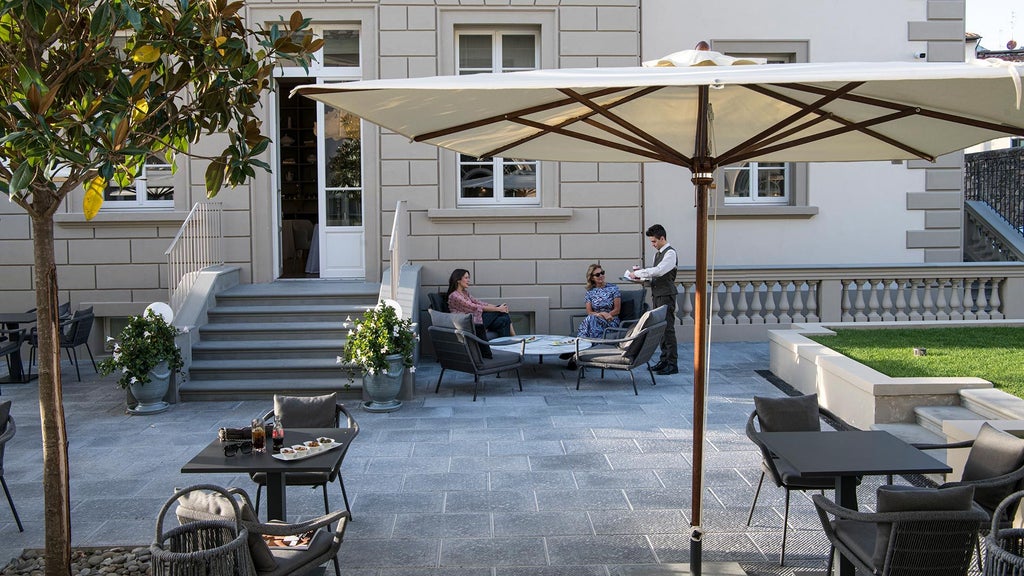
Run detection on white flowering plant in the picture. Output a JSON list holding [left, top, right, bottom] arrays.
[[338, 302, 417, 380], [98, 309, 184, 389]]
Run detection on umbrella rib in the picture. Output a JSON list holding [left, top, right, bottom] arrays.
[[506, 117, 688, 165], [778, 82, 1024, 138], [411, 86, 637, 143], [485, 86, 669, 158], [720, 83, 933, 163], [722, 82, 865, 164], [727, 108, 926, 163], [558, 88, 693, 166]]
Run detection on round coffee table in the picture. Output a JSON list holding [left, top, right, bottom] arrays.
[[488, 334, 593, 363]]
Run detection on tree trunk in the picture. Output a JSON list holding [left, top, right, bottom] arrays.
[[31, 212, 72, 576]]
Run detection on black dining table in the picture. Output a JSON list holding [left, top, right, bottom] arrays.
[[181, 427, 355, 521], [757, 430, 952, 576], [0, 312, 37, 384]]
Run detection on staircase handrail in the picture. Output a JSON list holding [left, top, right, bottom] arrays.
[[165, 202, 224, 316], [387, 200, 409, 301], [965, 200, 1024, 262]]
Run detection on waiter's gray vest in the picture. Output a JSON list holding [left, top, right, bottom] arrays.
[[651, 245, 678, 297]]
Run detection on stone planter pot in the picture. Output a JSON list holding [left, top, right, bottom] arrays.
[[363, 354, 404, 413], [128, 361, 171, 415]]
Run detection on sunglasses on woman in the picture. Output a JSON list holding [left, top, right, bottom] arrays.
[[591, 271, 606, 277], [224, 441, 253, 457]]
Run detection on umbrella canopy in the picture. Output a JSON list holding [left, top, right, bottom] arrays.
[[296, 51, 1024, 574], [296, 58, 1024, 167]]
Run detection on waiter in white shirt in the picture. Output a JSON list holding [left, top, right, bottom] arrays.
[[626, 224, 678, 375]]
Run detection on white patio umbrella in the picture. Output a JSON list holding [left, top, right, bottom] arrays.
[[295, 49, 1024, 574]]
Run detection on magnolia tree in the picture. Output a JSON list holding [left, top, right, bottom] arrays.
[[0, 0, 320, 572]]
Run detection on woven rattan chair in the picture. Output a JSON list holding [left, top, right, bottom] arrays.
[[813, 488, 987, 576], [154, 484, 258, 576], [573, 305, 667, 395], [173, 484, 348, 576], [250, 396, 358, 520], [0, 401, 23, 531], [745, 394, 860, 565]]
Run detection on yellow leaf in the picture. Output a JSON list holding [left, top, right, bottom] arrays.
[[131, 100, 149, 123], [132, 45, 161, 64], [215, 36, 227, 47], [83, 176, 105, 220]]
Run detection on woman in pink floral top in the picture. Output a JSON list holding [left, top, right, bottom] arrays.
[[445, 269, 514, 338]]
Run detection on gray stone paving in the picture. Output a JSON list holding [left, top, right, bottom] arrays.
[[0, 342, 872, 575]]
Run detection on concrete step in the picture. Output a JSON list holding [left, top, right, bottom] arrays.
[[178, 377, 363, 402], [960, 388, 1024, 420], [914, 405, 986, 437], [206, 305, 369, 324], [198, 322, 349, 341], [191, 339, 345, 360], [189, 358, 344, 380], [872, 422, 950, 484], [213, 281, 379, 307]]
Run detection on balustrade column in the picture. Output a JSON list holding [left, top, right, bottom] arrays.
[[792, 281, 806, 324], [778, 281, 793, 324], [853, 280, 868, 322], [806, 281, 820, 323], [841, 280, 853, 322], [750, 282, 765, 325], [908, 279, 923, 321], [990, 278, 1004, 319], [949, 278, 964, 321], [867, 279, 882, 322], [763, 281, 778, 324], [936, 278, 949, 321], [977, 278, 991, 320], [721, 281, 736, 325], [736, 281, 750, 325], [922, 278, 936, 321], [963, 278, 977, 321]]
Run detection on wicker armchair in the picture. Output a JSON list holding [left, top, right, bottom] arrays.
[[173, 484, 348, 576], [813, 488, 987, 576]]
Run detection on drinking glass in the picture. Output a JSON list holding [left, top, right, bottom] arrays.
[[251, 418, 266, 453]]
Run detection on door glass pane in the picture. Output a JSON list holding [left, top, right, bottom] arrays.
[[323, 30, 360, 67], [502, 35, 536, 70], [325, 108, 362, 227], [459, 35, 492, 70], [502, 162, 537, 198]]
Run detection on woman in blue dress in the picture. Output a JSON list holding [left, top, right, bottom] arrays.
[[577, 263, 621, 338]]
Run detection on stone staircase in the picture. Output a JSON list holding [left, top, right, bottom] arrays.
[[875, 388, 1024, 480], [178, 280, 379, 401]]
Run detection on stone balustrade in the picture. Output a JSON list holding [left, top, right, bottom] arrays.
[[669, 262, 1024, 341]]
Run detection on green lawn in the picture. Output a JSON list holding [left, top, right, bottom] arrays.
[[806, 327, 1024, 399]]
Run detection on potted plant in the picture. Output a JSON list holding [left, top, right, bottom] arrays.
[[338, 302, 416, 412], [99, 309, 184, 414]]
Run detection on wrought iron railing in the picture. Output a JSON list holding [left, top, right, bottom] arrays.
[[165, 202, 223, 315], [965, 147, 1024, 235]]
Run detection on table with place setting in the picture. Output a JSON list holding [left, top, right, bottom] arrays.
[[489, 334, 593, 363], [181, 427, 355, 521]]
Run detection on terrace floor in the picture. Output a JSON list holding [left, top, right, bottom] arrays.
[[0, 342, 888, 575]]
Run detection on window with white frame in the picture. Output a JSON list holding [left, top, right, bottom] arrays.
[[279, 27, 361, 73], [711, 42, 810, 209], [456, 29, 539, 206], [103, 153, 174, 207]]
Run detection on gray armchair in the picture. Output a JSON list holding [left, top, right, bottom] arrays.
[[427, 323, 523, 401], [250, 394, 358, 520], [0, 401, 22, 531], [813, 486, 987, 576], [745, 393, 859, 565], [172, 484, 348, 576], [573, 305, 667, 395], [602, 287, 648, 338]]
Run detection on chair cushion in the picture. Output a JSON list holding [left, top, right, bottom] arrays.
[[962, 422, 1024, 511], [833, 519, 878, 573], [772, 457, 837, 490], [175, 489, 277, 572], [577, 344, 630, 366], [872, 484, 975, 569], [478, 349, 522, 371], [266, 528, 335, 576], [250, 471, 329, 486], [754, 394, 821, 432], [617, 305, 666, 350], [274, 393, 338, 429], [427, 292, 450, 313], [428, 309, 474, 332]]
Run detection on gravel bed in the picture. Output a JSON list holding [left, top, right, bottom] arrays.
[[1, 548, 151, 576]]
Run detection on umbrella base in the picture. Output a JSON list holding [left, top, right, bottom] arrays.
[[612, 562, 746, 575]]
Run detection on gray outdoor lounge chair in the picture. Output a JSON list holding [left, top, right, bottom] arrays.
[[173, 484, 348, 576], [573, 305, 667, 395], [813, 486, 987, 576], [427, 310, 523, 401]]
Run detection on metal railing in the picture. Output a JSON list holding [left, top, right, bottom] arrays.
[[165, 202, 224, 315], [387, 200, 409, 301], [965, 147, 1024, 236]]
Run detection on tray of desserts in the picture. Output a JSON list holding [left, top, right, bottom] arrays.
[[272, 437, 340, 461]]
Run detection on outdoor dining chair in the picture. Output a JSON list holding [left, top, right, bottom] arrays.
[[813, 486, 987, 576], [172, 483, 348, 576], [27, 305, 96, 382], [745, 393, 860, 565], [250, 394, 358, 520], [0, 400, 23, 531], [573, 305, 667, 395]]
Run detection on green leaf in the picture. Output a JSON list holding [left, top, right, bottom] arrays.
[[205, 159, 225, 194], [10, 162, 33, 193]]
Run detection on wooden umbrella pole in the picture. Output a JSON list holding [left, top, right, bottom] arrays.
[[689, 84, 713, 576]]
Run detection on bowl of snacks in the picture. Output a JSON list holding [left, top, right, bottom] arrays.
[[291, 444, 309, 457], [278, 447, 297, 460], [317, 437, 335, 448], [303, 440, 322, 453]]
